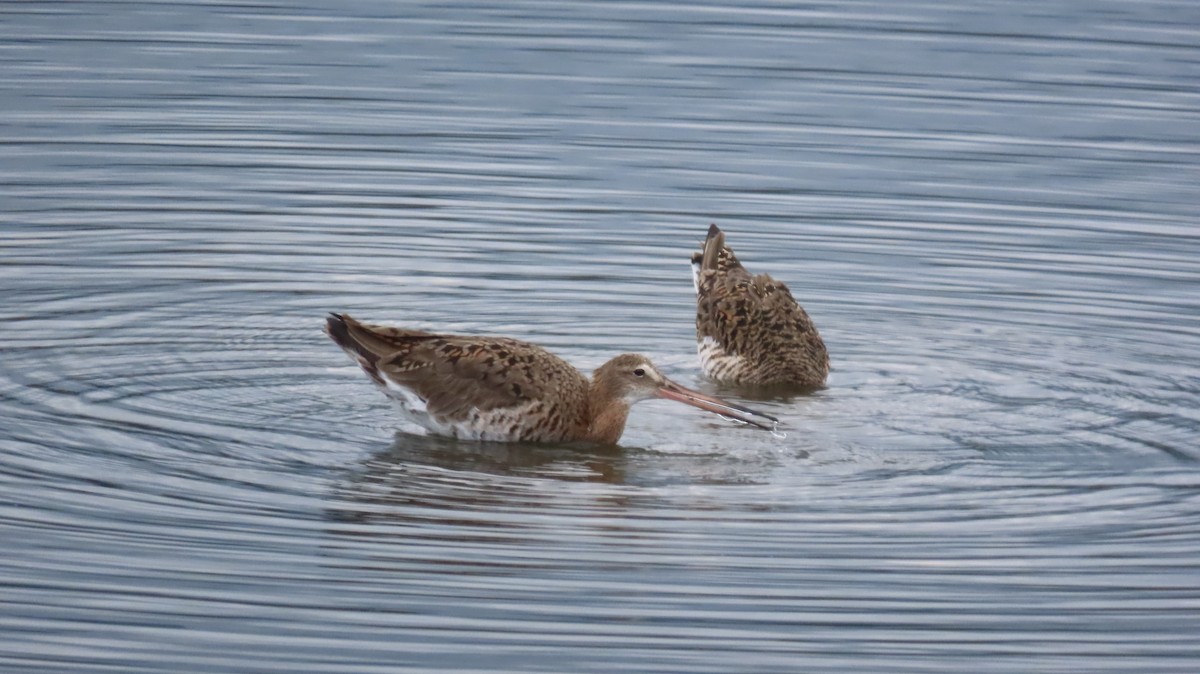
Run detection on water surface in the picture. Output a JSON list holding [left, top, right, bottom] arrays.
[[2, 1, 1200, 672]]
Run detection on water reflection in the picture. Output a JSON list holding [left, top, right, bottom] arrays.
[[3, 0, 1200, 672], [323, 435, 644, 568], [369, 433, 626, 484]]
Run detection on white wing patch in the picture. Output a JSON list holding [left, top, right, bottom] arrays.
[[377, 370, 548, 441], [337, 342, 566, 442], [381, 376, 427, 414]]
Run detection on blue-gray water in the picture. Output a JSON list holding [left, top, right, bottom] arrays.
[[3, 1, 1200, 672]]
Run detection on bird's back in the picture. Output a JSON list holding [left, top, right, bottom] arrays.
[[691, 225, 829, 388], [326, 313, 592, 441]]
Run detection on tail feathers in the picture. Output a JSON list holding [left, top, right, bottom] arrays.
[[326, 312, 393, 388], [325, 313, 382, 365], [700, 223, 726, 272]]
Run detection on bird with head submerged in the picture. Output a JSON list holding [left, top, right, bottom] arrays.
[[325, 313, 778, 444], [691, 224, 830, 389]]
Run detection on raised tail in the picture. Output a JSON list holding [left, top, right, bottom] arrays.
[[325, 312, 382, 366], [325, 312, 435, 364], [699, 223, 726, 272], [690, 223, 723, 291], [691, 223, 744, 292], [690, 223, 725, 267]]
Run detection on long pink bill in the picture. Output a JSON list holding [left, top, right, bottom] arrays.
[[656, 381, 779, 432]]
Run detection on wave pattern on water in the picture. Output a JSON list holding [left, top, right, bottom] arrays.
[[2, 1, 1200, 672]]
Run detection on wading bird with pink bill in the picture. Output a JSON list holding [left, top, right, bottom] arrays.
[[691, 224, 830, 389], [325, 313, 778, 444]]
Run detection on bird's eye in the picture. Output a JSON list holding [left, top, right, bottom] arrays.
[[633, 368, 646, 377]]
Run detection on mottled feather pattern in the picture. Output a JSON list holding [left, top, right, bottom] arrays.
[[379, 337, 590, 440], [694, 225, 829, 388], [327, 314, 593, 441], [326, 312, 780, 443]]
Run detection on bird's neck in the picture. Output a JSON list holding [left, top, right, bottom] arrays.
[[586, 382, 631, 445]]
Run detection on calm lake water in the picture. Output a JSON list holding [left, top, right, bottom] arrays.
[[3, 1, 1199, 672]]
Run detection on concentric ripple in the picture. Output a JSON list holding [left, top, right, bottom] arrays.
[[3, 1, 1200, 672]]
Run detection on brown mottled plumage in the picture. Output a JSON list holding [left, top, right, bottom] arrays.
[[691, 224, 829, 388], [325, 313, 777, 444]]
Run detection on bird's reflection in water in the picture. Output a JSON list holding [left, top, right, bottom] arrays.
[[377, 431, 627, 482], [325, 432, 632, 531]]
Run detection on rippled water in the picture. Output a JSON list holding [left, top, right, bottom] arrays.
[[3, 1, 1200, 672]]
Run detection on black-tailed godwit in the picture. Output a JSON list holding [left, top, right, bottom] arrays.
[[326, 313, 778, 443], [691, 224, 829, 388]]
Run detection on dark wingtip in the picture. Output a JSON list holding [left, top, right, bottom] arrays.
[[325, 312, 376, 364], [326, 311, 345, 333], [700, 224, 727, 271], [324, 312, 350, 343]]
